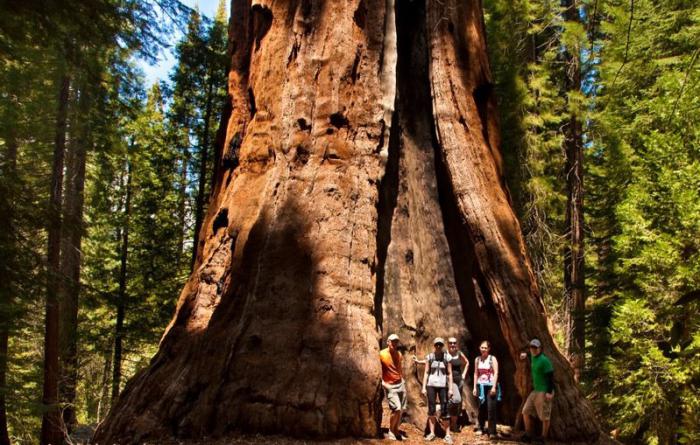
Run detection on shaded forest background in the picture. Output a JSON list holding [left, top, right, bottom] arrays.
[[0, 0, 698, 444]]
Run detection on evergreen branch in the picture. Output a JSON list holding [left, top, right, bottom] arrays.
[[611, 0, 634, 88], [668, 47, 700, 124]]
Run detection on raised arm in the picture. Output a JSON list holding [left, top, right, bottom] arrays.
[[412, 355, 427, 365], [422, 357, 429, 395]]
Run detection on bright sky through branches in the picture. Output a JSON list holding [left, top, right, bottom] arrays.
[[140, 0, 225, 86]]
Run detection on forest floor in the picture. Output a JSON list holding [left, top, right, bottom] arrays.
[[78, 407, 600, 444], [133, 406, 592, 445], [149, 425, 526, 445]]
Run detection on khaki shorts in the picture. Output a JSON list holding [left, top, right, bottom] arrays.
[[522, 391, 552, 421], [384, 381, 407, 412]]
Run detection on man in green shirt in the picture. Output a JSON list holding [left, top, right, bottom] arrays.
[[519, 338, 554, 443]]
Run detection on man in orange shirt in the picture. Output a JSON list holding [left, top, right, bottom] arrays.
[[380, 333, 406, 441]]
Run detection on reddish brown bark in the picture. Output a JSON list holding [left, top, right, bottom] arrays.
[[95, 1, 606, 443], [41, 73, 70, 445], [562, 0, 586, 383]]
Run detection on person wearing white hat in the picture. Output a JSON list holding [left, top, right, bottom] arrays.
[[519, 338, 555, 443], [380, 333, 406, 441], [420, 337, 454, 443]]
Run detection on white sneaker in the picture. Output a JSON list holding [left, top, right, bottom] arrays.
[[444, 434, 453, 444], [425, 432, 436, 441], [476, 430, 484, 436], [385, 430, 398, 441]]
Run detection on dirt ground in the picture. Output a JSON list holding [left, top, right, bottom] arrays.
[[143, 406, 560, 445]]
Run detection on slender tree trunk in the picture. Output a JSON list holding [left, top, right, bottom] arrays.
[[58, 84, 89, 433], [176, 142, 189, 268], [96, 346, 112, 424], [0, 328, 7, 445], [112, 159, 131, 402], [0, 122, 18, 445], [95, 2, 608, 443], [562, 0, 586, 382], [41, 73, 70, 445], [191, 76, 215, 270]]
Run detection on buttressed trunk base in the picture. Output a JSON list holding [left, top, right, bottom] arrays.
[[95, 1, 604, 443]]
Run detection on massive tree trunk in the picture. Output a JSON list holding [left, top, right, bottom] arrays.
[[562, 0, 586, 383], [95, 1, 605, 443], [41, 72, 70, 445]]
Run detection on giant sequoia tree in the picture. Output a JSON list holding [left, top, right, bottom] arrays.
[[95, 1, 606, 443]]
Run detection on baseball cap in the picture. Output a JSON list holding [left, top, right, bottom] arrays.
[[529, 338, 542, 348], [434, 337, 445, 346], [388, 333, 400, 342]]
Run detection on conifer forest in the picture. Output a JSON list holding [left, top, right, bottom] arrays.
[[0, 1, 698, 444]]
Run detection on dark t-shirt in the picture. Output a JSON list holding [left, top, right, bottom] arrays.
[[450, 352, 463, 385]]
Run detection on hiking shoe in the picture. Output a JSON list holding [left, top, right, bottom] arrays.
[[385, 430, 398, 441], [444, 434, 453, 444], [520, 434, 532, 443], [475, 430, 484, 436], [424, 432, 436, 441]]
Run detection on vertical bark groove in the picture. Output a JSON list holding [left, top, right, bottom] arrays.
[[373, 108, 399, 333]]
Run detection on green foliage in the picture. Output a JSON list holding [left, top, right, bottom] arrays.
[[483, 0, 577, 332], [487, 0, 699, 442], [0, 0, 228, 440], [587, 0, 700, 442]]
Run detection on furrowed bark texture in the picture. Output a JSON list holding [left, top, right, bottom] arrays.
[[95, 1, 604, 443], [96, 0, 393, 442]]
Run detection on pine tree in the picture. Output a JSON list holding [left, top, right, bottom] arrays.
[[168, 9, 207, 272], [192, 1, 229, 269], [588, 0, 700, 442]]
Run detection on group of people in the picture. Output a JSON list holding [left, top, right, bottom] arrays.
[[379, 334, 554, 444]]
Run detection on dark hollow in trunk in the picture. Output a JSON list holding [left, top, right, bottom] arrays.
[[95, 1, 607, 443]]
